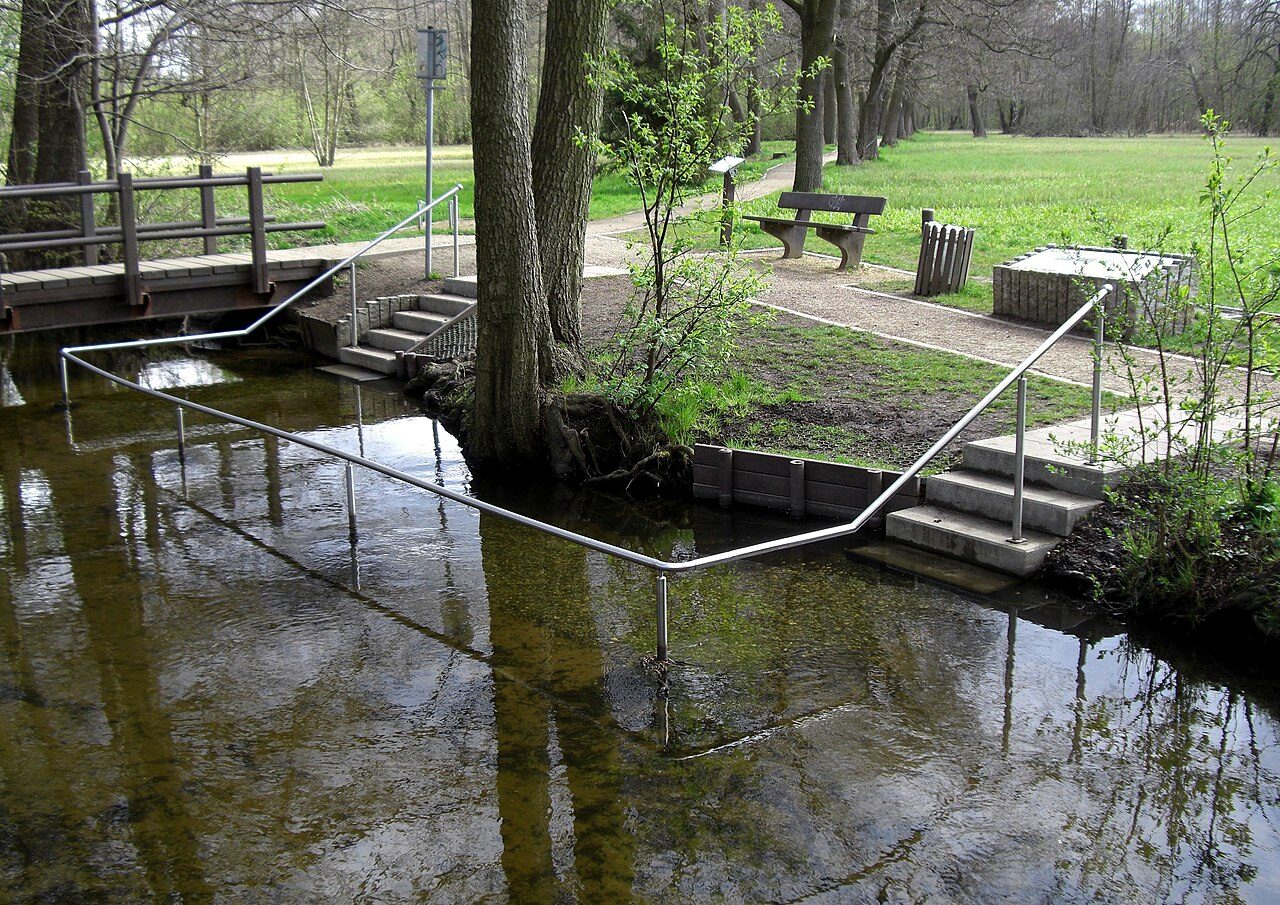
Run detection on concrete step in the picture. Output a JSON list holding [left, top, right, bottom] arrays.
[[886, 505, 1060, 577], [962, 436, 1124, 499], [338, 345, 399, 376], [365, 327, 429, 353], [418, 293, 474, 316], [442, 276, 477, 299], [845, 540, 1021, 596], [925, 470, 1101, 536], [393, 310, 449, 333]]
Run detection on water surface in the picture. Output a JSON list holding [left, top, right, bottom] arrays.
[[1, 343, 1277, 902]]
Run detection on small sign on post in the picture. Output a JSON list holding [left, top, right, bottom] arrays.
[[708, 155, 745, 246], [416, 28, 448, 278]]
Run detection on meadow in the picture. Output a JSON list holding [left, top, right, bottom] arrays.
[[134, 141, 796, 248], [732, 130, 1280, 310]]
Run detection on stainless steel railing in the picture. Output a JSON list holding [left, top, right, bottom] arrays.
[[59, 199, 1112, 663], [58, 183, 464, 382]]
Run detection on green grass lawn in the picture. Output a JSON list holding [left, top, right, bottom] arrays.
[[728, 131, 1280, 312], [136, 141, 796, 249]]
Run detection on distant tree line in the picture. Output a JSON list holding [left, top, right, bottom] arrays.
[[0, 0, 1274, 190]]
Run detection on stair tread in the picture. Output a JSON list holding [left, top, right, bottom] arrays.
[[367, 327, 430, 340], [889, 505, 1058, 547], [928, 470, 1099, 506], [846, 541, 1021, 595]]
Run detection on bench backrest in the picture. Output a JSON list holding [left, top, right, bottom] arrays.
[[778, 192, 887, 216]]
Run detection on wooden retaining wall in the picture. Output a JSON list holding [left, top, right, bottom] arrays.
[[691, 444, 920, 521]]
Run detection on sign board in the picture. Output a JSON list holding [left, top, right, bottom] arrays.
[[708, 155, 745, 174], [416, 28, 448, 81]]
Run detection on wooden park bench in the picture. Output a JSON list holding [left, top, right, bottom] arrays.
[[745, 192, 887, 270]]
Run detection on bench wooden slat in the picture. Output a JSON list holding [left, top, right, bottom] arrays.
[[778, 192, 887, 215], [744, 215, 875, 235]]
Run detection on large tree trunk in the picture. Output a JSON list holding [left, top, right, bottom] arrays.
[[470, 0, 553, 467], [833, 0, 857, 165], [743, 0, 764, 156], [967, 83, 987, 138], [881, 60, 907, 147], [5, 0, 44, 188], [531, 0, 608, 360], [855, 0, 896, 161], [791, 0, 839, 192], [822, 68, 837, 145], [32, 0, 89, 186]]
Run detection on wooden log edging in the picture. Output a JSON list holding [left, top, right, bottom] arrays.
[[691, 444, 920, 523]]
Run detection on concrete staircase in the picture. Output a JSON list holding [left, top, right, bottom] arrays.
[[337, 287, 474, 376], [885, 420, 1126, 577]]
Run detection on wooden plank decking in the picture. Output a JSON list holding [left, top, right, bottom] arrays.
[[0, 248, 333, 333]]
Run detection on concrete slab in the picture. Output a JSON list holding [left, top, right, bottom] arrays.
[[316, 363, 386, 382], [886, 505, 1059, 577], [846, 540, 1022, 595]]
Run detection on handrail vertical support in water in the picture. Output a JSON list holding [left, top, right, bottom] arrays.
[[450, 195, 460, 278], [59, 357, 70, 407], [1089, 303, 1106, 465], [344, 462, 358, 541], [655, 573, 669, 662], [1009, 376, 1027, 544], [175, 405, 186, 462], [348, 262, 359, 349]]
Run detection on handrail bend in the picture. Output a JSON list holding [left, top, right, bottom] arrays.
[[59, 193, 1112, 660]]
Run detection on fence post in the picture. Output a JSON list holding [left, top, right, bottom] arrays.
[[246, 167, 270, 294], [78, 171, 97, 266], [789, 459, 806, 518], [117, 172, 144, 308], [717, 447, 734, 508], [199, 163, 218, 254]]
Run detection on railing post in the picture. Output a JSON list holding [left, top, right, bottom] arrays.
[[59, 356, 70, 407], [199, 163, 218, 254], [1089, 299, 1106, 465], [450, 195, 459, 278], [117, 172, 144, 308], [655, 573, 669, 662], [176, 406, 186, 462], [789, 459, 806, 518], [1009, 376, 1027, 544], [344, 462, 358, 541], [78, 170, 97, 266], [246, 167, 270, 294], [348, 262, 359, 348]]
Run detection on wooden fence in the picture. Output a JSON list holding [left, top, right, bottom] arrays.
[[691, 444, 920, 521], [914, 209, 975, 297]]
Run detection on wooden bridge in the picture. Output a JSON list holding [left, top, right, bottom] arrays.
[[0, 167, 331, 333]]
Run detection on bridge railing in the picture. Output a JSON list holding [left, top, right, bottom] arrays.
[[0, 166, 326, 307]]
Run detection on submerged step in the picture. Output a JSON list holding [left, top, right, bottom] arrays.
[[365, 327, 429, 353], [338, 345, 399, 376], [886, 505, 1059, 578], [925, 470, 1100, 536], [393, 310, 449, 333], [846, 540, 1022, 596]]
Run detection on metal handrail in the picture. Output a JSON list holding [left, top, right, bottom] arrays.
[[59, 193, 1111, 661], [58, 183, 464, 392]]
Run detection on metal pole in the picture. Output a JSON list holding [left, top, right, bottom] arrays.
[[176, 405, 186, 462], [345, 462, 358, 541], [425, 80, 434, 280], [1090, 304, 1105, 465], [348, 262, 359, 349], [1009, 376, 1027, 544], [59, 357, 70, 406], [450, 195, 459, 278], [655, 573, 669, 662]]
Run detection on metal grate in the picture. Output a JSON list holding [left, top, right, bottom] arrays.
[[413, 304, 477, 361]]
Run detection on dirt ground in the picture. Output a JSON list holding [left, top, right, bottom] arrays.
[[301, 258, 1092, 471]]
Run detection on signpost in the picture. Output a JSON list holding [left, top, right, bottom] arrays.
[[416, 27, 448, 278], [708, 155, 745, 246]]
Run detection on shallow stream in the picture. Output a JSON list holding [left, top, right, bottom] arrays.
[[1, 342, 1277, 901]]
